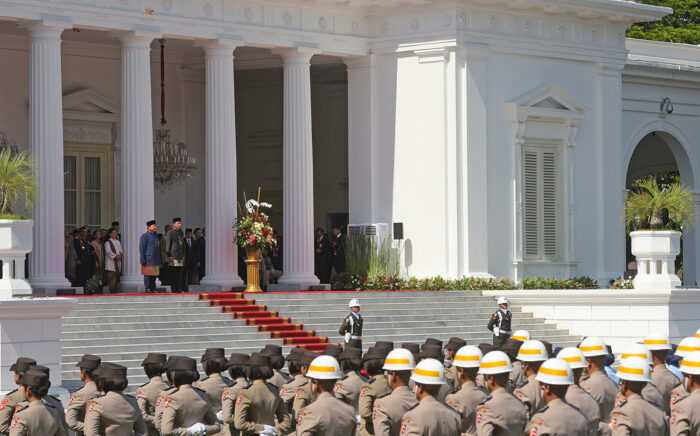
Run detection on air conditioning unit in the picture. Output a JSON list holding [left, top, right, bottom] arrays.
[[347, 223, 391, 243]]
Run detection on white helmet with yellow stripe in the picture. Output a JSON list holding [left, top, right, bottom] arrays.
[[643, 334, 672, 351], [579, 337, 608, 358], [617, 356, 651, 383], [410, 358, 446, 385], [306, 355, 343, 380], [620, 343, 651, 365], [453, 345, 483, 369], [383, 348, 416, 371], [556, 347, 587, 370], [536, 358, 574, 385], [680, 351, 700, 375], [676, 337, 700, 358], [516, 340, 548, 362], [478, 351, 513, 375], [511, 330, 530, 342]]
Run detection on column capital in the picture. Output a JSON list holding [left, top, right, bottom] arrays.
[[26, 20, 71, 39], [344, 55, 374, 70], [200, 38, 241, 56], [273, 47, 319, 65], [118, 31, 160, 48]]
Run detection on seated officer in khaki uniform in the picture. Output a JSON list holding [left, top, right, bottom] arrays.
[[608, 357, 668, 436], [135, 353, 169, 436], [296, 355, 356, 435], [66, 354, 102, 436], [84, 363, 146, 435], [556, 347, 601, 435], [444, 346, 488, 436], [578, 338, 618, 425], [358, 347, 392, 436], [0, 357, 37, 434], [334, 347, 366, 411], [9, 367, 65, 436], [195, 348, 232, 412], [671, 351, 700, 436], [221, 354, 250, 436], [260, 345, 291, 389], [644, 334, 681, 415], [512, 340, 549, 417], [525, 358, 589, 436], [399, 358, 460, 436], [372, 348, 418, 436]]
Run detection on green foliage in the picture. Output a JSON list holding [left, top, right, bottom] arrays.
[[628, 1, 700, 44], [521, 276, 599, 290], [346, 234, 400, 280], [331, 274, 594, 291], [611, 277, 635, 289], [625, 176, 694, 231], [0, 148, 35, 218], [345, 232, 371, 277]]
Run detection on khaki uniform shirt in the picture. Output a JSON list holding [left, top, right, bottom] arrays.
[[670, 388, 700, 436], [608, 393, 668, 436], [268, 370, 291, 389], [513, 375, 543, 417], [475, 387, 529, 436], [509, 362, 527, 391], [154, 387, 178, 432], [8, 400, 65, 436], [296, 391, 356, 436], [0, 389, 26, 434], [159, 385, 221, 436], [579, 371, 618, 423], [359, 375, 392, 436], [565, 384, 600, 436], [222, 378, 250, 436], [334, 371, 366, 411], [196, 373, 231, 412], [670, 385, 690, 420], [525, 398, 589, 436], [233, 380, 291, 435], [15, 397, 67, 435], [280, 375, 307, 404], [372, 386, 418, 436], [446, 365, 457, 392], [66, 381, 100, 435], [136, 376, 169, 436], [651, 365, 681, 415], [399, 395, 461, 436], [83, 391, 147, 436], [445, 381, 488, 436], [292, 382, 315, 419]]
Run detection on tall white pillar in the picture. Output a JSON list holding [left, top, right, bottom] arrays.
[[278, 49, 320, 286], [28, 23, 71, 291], [119, 33, 156, 287], [201, 40, 243, 288]]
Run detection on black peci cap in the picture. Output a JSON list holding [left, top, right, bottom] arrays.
[[201, 348, 226, 362], [20, 368, 50, 389], [146, 220, 156, 227], [76, 355, 101, 370], [247, 354, 271, 368], [227, 353, 250, 367], [142, 353, 167, 366], [10, 357, 37, 374], [168, 356, 197, 372], [322, 344, 343, 359]]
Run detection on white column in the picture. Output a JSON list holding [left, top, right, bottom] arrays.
[[278, 49, 320, 286], [201, 40, 243, 288], [28, 23, 71, 291], [119, 33, 156, 287]]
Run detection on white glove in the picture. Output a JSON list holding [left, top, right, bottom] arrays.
[[259, 425, 277, 436], [356, 415, 362, 424], [344, 332, 351, 343], [493, 327, 500, 337], [216, 410, 224, 422], [187, 423, 207, 435]]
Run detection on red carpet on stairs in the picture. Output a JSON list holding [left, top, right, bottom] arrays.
[[199, 292, 329, 352]]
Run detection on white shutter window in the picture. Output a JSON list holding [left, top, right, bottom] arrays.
[[522, 145, 561, 261]]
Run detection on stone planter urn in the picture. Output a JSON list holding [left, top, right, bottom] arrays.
[[630, 230, 682, 290], [0, 219, 33, 298]]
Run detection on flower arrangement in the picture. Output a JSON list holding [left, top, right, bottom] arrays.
[[235, 188, 277, 250]]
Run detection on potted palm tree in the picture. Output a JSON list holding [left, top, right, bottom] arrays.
[[0, 148, 36, 298], [625, 176, 694, 290]]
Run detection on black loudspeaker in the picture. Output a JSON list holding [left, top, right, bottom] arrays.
[[393, 222, 404, 240]]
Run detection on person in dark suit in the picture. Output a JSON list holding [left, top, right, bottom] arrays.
[[166, 217, 187, 293], [184, 228, 199, 285], [194, 228, 205, 282], [331, 226, 345, 277], [314, 228, 332, 284], [139, 220, 162, 292]]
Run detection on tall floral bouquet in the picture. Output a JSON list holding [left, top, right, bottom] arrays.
[[235, 188, 277, 250]]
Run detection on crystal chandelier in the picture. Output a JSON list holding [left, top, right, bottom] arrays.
[[153, 39, 196, 190]]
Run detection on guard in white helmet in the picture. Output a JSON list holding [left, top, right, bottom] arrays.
[[295, 355, 356, 436], [556, 347, 601, 435], [671, 336, 700, 411], [487, 297, 512, 348], [475, 351, 528, 436], [339, 299, 363, 350], [578, 337, 618, 425], [670, 351, 700, 436], [644, 334, 681, 415], [525, 358, 589, 436], [513, 340, 549, 416], [398, 359, 460, 436], [608, 356, 668, 435], [444, 346, 488, 435], [617, 343, 665, 411], [372, 349, 418, 436]]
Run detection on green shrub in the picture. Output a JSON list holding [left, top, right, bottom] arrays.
[[521, 276, 599, 289]]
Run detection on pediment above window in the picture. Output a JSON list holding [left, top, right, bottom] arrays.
[[63, 89, 119, 123]]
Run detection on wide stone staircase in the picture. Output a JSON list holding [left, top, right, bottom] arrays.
[[61, 291, 580, 390]]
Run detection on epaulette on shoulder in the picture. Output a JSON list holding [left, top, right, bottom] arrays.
[[534, 404, 549, 414], [199, 376, 209, 382], [48, 395, 60, 402], [368, 377, 378, 385], [478, 395, 492, 406], [139, 381, 149, 388], [192, 386, 206, 396], [266, 382, 279, 392], [166, 387, 178, 394], [406, 402, 419, 412], [223, 376, 234, 387]]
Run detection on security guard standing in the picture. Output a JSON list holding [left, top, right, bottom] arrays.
[[513, 340, 549, 416], [296, 355, 357, 435], [475, 351, 529, 436], [372, 348, 418, 436], [339, 298, 363, 350], [671, 351, 700, 436], [644, 334, 681, 415], [578, 337, 618, 425], [358, 348, 392, 436], [83, 363, 146, 436], [66, 354, 101, 436], [398, 358, 460, 436], [556, 347, 601, 435], [159, 356, 221, 436], [196, 348, 232, 411], [334, 347, 365, 411], [0, 357, 37, 435], [8, 367, 65, 436], [445, 346, 488, 436], [525, 358, 588, 436], [135, 353, 169, 436], [608, 356, 667, 435], [221, 353, 250, 436], [487, 297, 512, 348]]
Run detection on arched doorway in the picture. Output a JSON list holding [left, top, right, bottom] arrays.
[[626, 130, 696, 285]]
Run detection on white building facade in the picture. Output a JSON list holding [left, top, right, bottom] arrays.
[[3, 0, 700, 290]]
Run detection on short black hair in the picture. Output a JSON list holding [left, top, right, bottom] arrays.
[[172, 370, 198, 387], [416, 383, 441, 397], [203, 359, 227, 376], [545, 383, 568, 399], [185, 228, 193, 234], [288, 361, 302, 376], [486, 373, 509, 387], [26, 384, 50, 398], [143, 363, 165, 379], [228, 365, 246, 380], [111, 221, 119, 226], [311, 379, 336, 392], [341, 358, 361, 373], [247, 365, 273, 381], [102, 378, 128, 393], [268, 355, 285, 371], [363, 359, 384, 376]]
